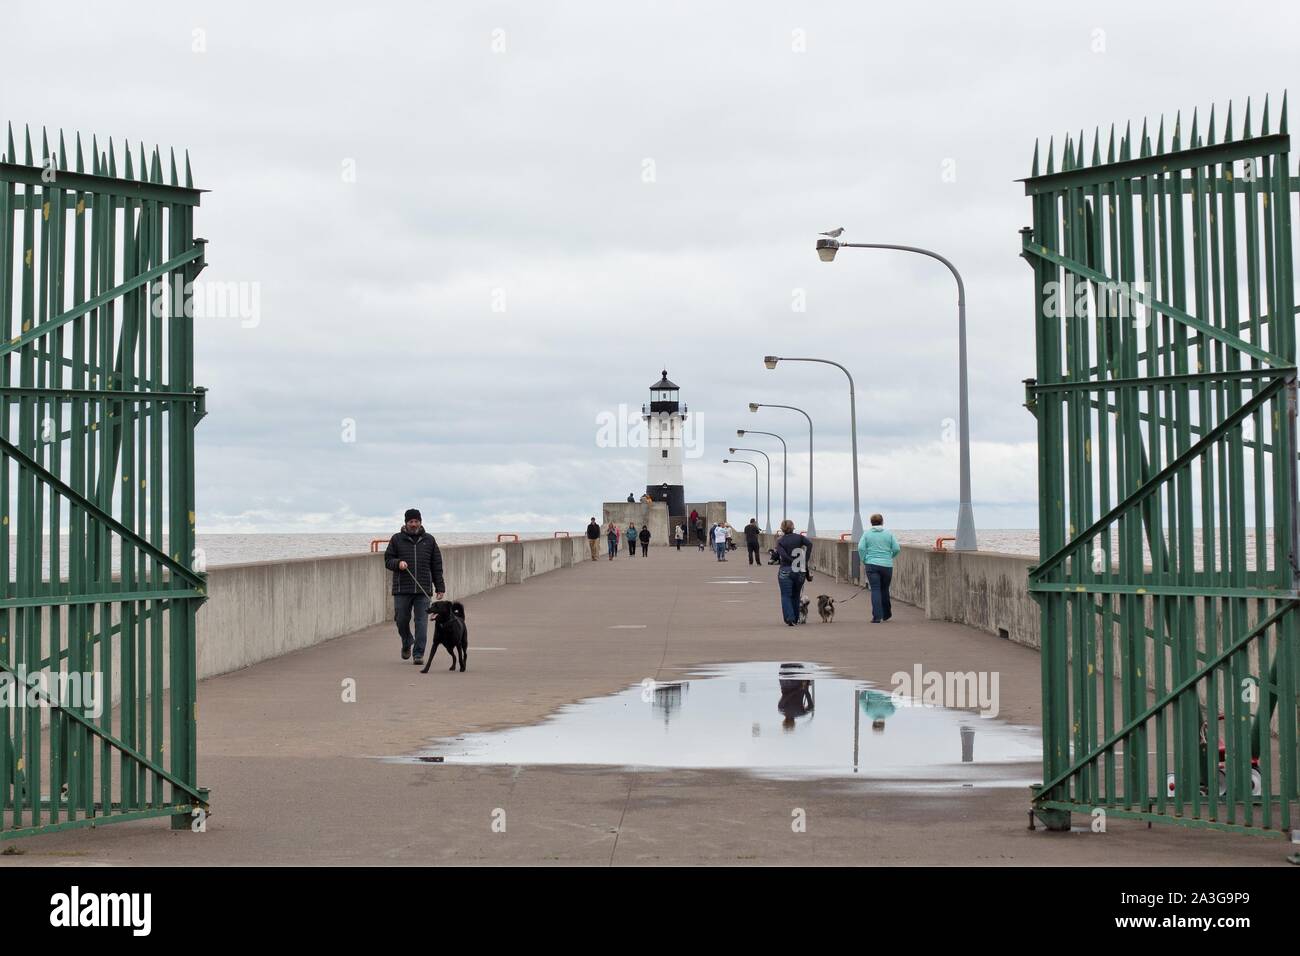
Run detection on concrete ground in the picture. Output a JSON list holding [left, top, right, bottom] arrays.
[[2, 544, 1292, 865]]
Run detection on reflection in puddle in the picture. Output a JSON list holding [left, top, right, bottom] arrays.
[[405, 661, 1041, 786]]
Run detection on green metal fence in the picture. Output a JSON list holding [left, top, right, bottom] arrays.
[[1023, 97, 1300, 839], [0, 125, 209, 838]]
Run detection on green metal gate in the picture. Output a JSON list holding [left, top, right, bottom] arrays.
[[1, 125, 209, 838], [1023, 97, 1300, 838]]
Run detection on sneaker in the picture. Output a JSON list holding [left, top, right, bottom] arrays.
[[413, 656, 424, 666], [401, 647, 411, 661]]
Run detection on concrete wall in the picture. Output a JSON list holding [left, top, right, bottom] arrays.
[[601, 501, 670, 547], [196, 535, 594, 681], [685, 501, 729, 532], [799, 537, 1039, 649]]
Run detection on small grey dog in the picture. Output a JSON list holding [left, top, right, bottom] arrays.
[[797, 596, 810, 624], [817, 594, 835, 623]]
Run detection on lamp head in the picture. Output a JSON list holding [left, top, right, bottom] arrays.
[[816, 237, 840, 262], [722, 458, 730, 464], [736, 429, 745, 437], [748, 403, 760, 413], [763, 356, 779, 369], [728, 447, 736, 454]]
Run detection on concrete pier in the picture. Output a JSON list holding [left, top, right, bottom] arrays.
[[1, 544, 1285, 866]]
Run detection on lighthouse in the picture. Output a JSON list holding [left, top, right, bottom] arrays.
[[644, 370, 686, 519]]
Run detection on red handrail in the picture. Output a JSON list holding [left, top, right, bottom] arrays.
[[839, 533, 852, 541], [934, 536, 956, 551], [553, 531, 570, 537], [497, 533, 520, 542], [369, 538, 386, 553]]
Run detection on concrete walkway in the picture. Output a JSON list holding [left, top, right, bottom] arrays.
[[2, 545, 1289, 865]]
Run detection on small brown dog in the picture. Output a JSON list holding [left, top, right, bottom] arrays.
[[817, 595, 835, 623]]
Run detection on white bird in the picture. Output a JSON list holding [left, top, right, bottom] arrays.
[[819, 227, 844, 238]]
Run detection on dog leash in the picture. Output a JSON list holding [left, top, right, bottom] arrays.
[[404, 566, 437, 603]]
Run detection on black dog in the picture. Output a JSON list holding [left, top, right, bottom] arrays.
[[422, 600, 468, 673]]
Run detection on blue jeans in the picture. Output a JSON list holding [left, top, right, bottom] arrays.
[[714, 541, 726, 560], [394, 592, 430, 656], [778, 567, 806, 623], [866, 563, 893, 621], [607, 537, 618, 557]]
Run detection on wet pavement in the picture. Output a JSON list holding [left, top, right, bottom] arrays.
[[404, 661, 1040, 786]]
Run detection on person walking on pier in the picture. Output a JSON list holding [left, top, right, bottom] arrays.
[[695, 514, 706, 551], [586, 517, 601, 561], [775, 519, 813, 626], [638, 524, 651, 555], [626, 522, 638, 556], [744, 518, 761, 565], [383, 508, 445, 664], [711, 522, 729, 561], [858, 513, 901, 623], [606, 521, 620, 560], [674, 523, 684, 551]]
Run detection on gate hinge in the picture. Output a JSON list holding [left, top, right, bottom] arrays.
[[186, 238, 208, 282], [1023, 378, 1038, 418]]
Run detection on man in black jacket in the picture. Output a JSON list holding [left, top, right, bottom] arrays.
[[744, 519, 762, 565], [384, 508, 445, 665], [585, 517, 601, 561]]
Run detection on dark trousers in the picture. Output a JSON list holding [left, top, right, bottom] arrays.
[[778, 567, 807, 623], [640, 539, 649, 555], [866, 563, 893, 621], [746, 542, 761, 565], [629, 539, 637, 556], [675, 538, 682, 550], [394, 592, 430, 656]]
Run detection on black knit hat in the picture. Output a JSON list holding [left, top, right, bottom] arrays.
[[404, 508, 421, 521]]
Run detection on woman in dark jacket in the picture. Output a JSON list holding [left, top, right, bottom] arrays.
[[606, 522, 620, 560], [638, 524, 651, 555], [774, 519, 813, 626]]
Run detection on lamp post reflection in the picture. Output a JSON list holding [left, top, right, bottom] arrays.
[[853, 689, 898, 772]]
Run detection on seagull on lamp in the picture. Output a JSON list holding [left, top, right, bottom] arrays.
[[819, 227, 844, 238]]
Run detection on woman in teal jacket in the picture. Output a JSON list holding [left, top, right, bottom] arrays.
[[857, 513, 900, 623]]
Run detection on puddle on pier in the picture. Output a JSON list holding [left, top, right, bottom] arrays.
[[400, 662, 1041, 788]]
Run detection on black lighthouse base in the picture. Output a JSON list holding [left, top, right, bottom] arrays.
[[646, 484, 685, 521]]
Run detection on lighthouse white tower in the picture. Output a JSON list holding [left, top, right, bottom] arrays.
[[644, 370, 686, 518]]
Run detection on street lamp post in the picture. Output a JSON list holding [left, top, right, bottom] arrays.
[[737, 428, 787, 523], [749, 402, 815, 536], [729, 446, 771, 533], [816, 233, 977, 551], [722, 458, 760, 529], [764, 356, 863, 574]]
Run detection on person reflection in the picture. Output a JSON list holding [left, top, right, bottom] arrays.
[[777, 663, 814, 732], [860, 689, 896, 733]]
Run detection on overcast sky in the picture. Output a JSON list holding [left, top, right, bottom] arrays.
[[3, 1, 1296, 535]]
